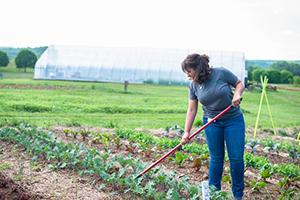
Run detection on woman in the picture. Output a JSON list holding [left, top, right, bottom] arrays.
[[180, 53, 245, 199]]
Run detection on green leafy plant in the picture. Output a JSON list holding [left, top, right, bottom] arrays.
[[64, 129, 70, 137], [250, 180, 267, 192], [288, 146, 300, 163], [165, 171, 189, 195], [121, 175, 145, 197], [71, 130, 79, 139], [99, 167, 125, 189], [258, 164, 275, 182], [102, 138, 110, 152], [47, 162, 67, 172], [274, 176, 300, 199], [273, 163, 300, 177], [126, 157, 143, 174], [169, 151, 189, 167], [0, 162, 11, 172], [138, 139, 155, 158], [112, 154, 132, 169], [80, 129, 90, 141], [102, 133, 113, 140], [279, 129, 288, 137], [291, 128, 299, 139], [153, 171, 169, 190], [263, 141, 281, 156], [246, 138, 260, 155], [191, 152, 210, 172], [125, 138, 137, 153], [112, 136, 123, 149]]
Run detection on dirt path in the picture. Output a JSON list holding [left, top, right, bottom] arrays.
[[277, 87, 300, 91]]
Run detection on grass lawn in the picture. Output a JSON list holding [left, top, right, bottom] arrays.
[[1, 63, 300, 130], [1, 77, 300, 130], [0, 60, 34, 79]]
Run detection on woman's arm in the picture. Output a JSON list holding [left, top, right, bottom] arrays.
[[181, 99, 198, 145], [232, 78, 245, 107]]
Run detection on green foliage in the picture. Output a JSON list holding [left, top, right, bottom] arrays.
[[246, 139, 260, 155], [244, 153, 271, 169], [168, 151, 189, 167], [0, 50, 9, 67], [250, 180, 267, 192], [112, 154, 132, 169], [247, 70, 253, 82], [191, 152, 210, 171], [1, 79, 300, 128], [288, 146, 300, 163], [263, 141, 281, 155], [0, 46, 47, 59], [266, 69, 281, 83], [275, 176, 300, 199], [252, 69, 268, 83], [193, 119, 203, 127], [15, 49, 37, 72], [246, 65, 262, 72], [270, 61, 300, 76], [112, 135, 123, 149], [293, 75, 300, 86], [274, 163, 300, 178], [258, 164, 275, 182], [0, 161, 11, 172], [80, 129, 90, 141], [99, 167, 125, 189], [281, 70, 293, 84]]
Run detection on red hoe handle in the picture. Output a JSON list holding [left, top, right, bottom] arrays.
[[135, 98, 242, 179]]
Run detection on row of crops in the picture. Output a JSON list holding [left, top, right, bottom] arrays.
[[0, 123, 300, 199]]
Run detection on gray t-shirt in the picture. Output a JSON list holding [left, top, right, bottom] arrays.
[[189, 67, 242, 120]]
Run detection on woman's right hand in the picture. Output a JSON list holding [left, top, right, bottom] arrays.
[[181, 132, 190, 145]]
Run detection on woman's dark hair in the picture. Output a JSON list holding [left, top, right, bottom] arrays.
[[181, 53, 212, 84]]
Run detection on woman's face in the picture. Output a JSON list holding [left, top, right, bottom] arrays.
[[186, 67, 198, 80]]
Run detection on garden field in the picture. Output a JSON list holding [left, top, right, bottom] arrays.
[[0, 78, 300, 199]]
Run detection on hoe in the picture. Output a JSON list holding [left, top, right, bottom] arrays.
[[136, 98, 243, 179]]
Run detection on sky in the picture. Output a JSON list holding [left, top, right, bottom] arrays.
[[0, 0, 299, 60]]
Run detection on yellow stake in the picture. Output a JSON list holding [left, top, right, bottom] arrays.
[[254, 76, 276, 137]]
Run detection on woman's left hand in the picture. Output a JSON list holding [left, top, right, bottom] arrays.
[[232, 95, 241, 107], [232, 78, 244, 108]]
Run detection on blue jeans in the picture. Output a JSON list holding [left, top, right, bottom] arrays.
[[203, 114, 245, 198]]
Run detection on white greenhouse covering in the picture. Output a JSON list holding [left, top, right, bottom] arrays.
[[34, 45, 245, 85]]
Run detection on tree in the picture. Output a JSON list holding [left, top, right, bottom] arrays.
[[246, 65, 261, 72], [269, 61, 289, 71], [266, 69, 281, 83], [281, 70, 293, 84], [289, 63, 300, 76], [270, 61, 300, 76], [252, 69, 268, 83], [0, 50, 9, 67], [293, 76, 300, 86], [15, 49, 37, 72], [247, 70, 253, 82]]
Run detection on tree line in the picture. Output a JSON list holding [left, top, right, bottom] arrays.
[[1, 47, 300, 85], [0, 46, 47, 60], [247, 62, 300, 85], [0, 48, 39, 72]]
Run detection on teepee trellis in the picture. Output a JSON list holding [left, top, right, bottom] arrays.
[[253, 75, 276, 137]]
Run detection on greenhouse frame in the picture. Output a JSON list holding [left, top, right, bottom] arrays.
[[34, 45, 246, 86]]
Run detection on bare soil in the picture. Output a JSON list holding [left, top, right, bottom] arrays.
[[276, 87, 300, 91], [0, 125, 299, 200], [1, 84, 300, 92], [0, 84, 81, 90]]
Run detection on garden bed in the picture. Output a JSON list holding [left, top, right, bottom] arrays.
[[0, 124, 299, 199]]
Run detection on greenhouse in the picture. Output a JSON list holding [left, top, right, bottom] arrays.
[[34, 45, 246, 85]]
